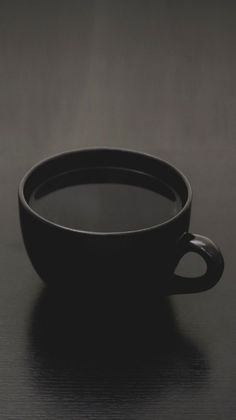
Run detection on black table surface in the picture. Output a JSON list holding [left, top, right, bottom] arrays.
[[0, 1, 235, 419]]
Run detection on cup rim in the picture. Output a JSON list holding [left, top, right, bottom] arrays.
[[18, 147, 192, 236]]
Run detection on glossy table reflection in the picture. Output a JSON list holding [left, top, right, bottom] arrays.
[[0, 1, 234, 419]]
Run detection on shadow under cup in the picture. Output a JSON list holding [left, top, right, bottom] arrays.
[[18, 148, 224, 296]]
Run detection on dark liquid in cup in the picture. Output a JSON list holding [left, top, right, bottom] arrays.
[[29, 168, 182, 232]]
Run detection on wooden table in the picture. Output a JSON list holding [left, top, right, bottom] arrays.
[[0, 2, 234, 418]]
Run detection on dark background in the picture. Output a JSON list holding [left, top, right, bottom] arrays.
[[0, 1, 235, 419]]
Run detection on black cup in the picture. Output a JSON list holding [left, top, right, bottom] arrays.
[[18, 148, 224, 295]]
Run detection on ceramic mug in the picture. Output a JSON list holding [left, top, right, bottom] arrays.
[[19, 148, 224, 296]]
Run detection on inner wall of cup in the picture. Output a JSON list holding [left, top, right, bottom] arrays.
[[23, 149, 189, 212]]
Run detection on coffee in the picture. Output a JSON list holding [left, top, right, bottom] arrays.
[[29, 168, 182, 233]]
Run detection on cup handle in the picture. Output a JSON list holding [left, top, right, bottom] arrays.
[[170, 233, 224, 294]]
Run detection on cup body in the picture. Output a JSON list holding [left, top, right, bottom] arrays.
[[19, 148, 192, 297]]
